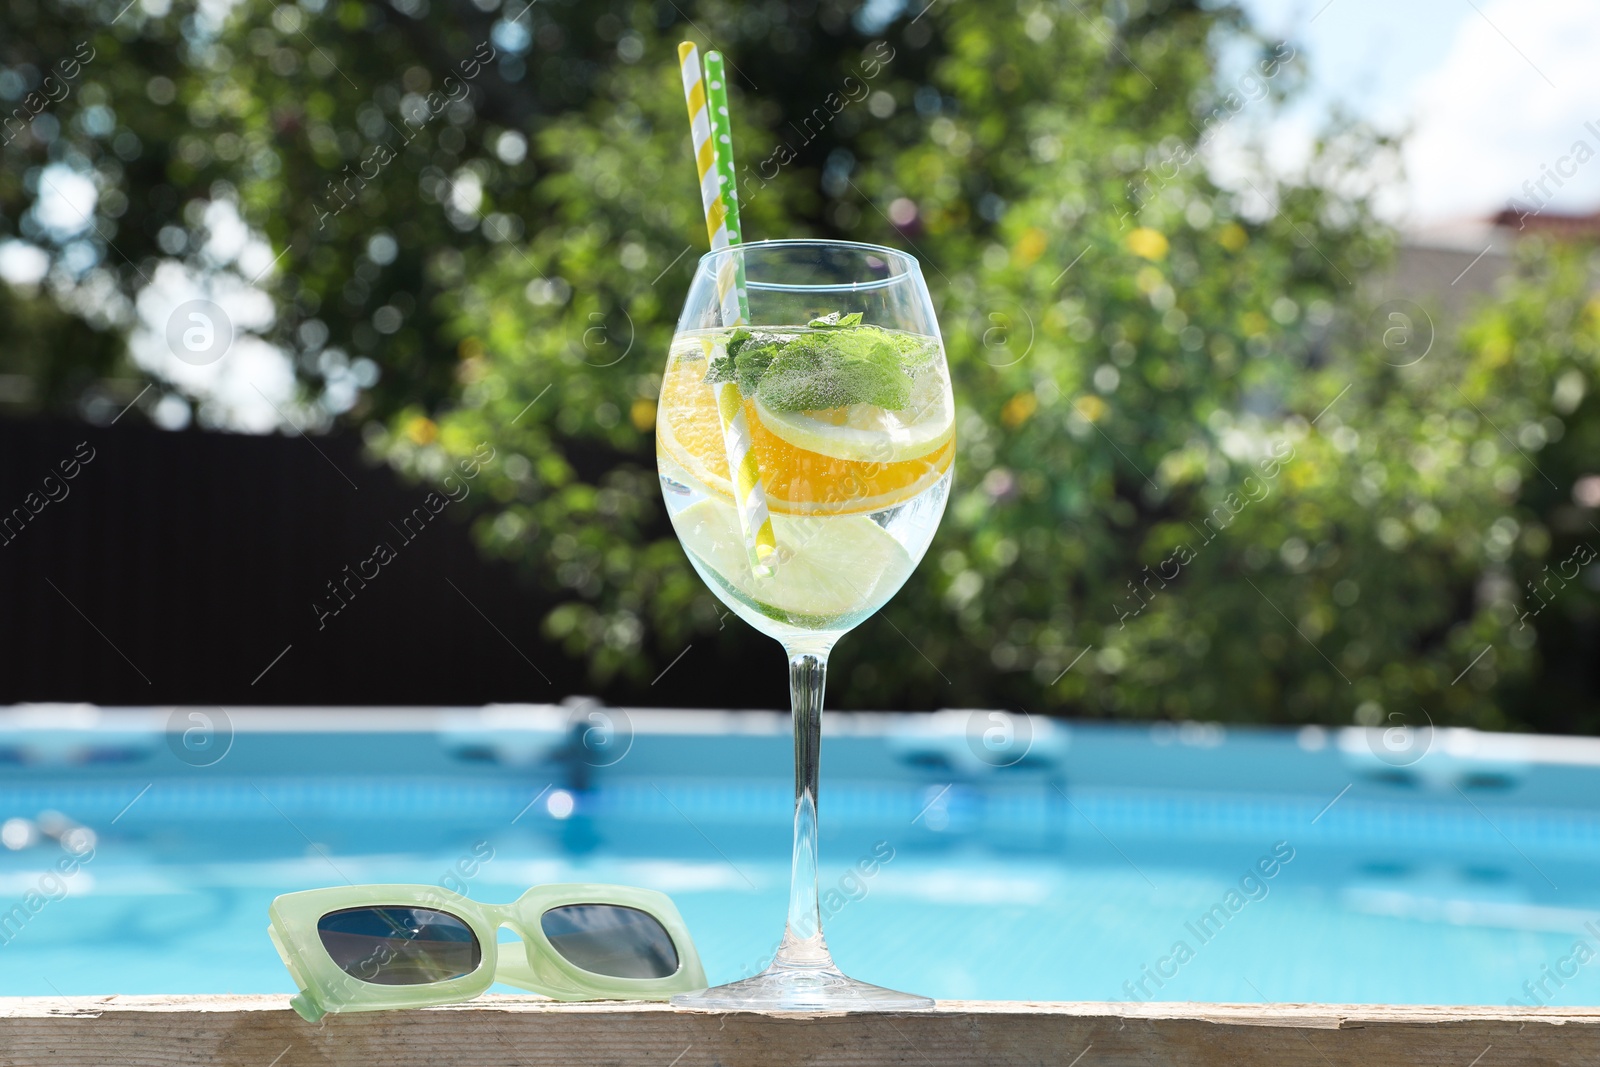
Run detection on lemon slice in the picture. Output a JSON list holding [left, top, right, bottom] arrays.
[[754, 367, 954, 464], [657, 351, 736, 501], [673, 497, 914, 623]]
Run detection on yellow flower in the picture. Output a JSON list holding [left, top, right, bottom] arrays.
[[630, 398, 657, 432], [1001, 391, 1038, 428], [1013, 227, 1048, 267], [1218, 223, 1248, 252], [405, 416, 437, 445], [1126, 227, 1169, 261], [1073, 395, 1106, 423]]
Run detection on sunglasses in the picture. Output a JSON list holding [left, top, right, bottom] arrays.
[[269, 883, 706, 1021]]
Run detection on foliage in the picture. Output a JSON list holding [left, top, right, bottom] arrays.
[[1455, 243, 1600, 733], [380, 0, 1411, 722], [1, 0, 1596, 725]]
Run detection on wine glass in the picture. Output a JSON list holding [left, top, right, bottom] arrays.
[[656, 240, 953, 1010]]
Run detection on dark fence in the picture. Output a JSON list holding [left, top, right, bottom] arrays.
[[0, 417, 778, 708]]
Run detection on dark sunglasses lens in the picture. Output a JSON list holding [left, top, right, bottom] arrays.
[[317, 906, 481, 986], [540, 904, 679, 979]]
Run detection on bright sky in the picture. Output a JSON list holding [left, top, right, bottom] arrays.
[[1238, 0, 1600, 225]]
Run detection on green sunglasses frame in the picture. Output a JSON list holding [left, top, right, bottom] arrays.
[[268, 883, 707, 1021]]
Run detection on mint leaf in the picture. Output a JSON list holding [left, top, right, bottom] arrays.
[[701, 315, 940, 411], [734, 343, 776, 395], [895, 333, 939, 377], [704, 328, 764, 385], [757, 328, 913, 412], [807, 311, 864, 329], [705, 350, 737, 384]]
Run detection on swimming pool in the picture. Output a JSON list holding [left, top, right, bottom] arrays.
[[3, 704, 1600, 1007]]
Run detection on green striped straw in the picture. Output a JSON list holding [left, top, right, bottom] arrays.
[[703, 51, 749, 322], [680, 45, 776, 575]]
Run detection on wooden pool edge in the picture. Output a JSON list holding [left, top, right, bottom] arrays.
[[2, 996, 1599, 1066]]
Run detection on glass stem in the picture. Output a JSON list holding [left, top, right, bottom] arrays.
[[773, 642, 835, 971]]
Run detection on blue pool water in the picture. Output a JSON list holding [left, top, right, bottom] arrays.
[[4, 705, 1600, 1006]]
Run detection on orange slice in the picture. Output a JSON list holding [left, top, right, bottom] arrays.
[[657, 349, 954, 516]]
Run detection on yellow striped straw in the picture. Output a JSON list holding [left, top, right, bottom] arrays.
[[678, 41, 777, 578]]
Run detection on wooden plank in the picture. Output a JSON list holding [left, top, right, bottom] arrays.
[[2, 996, 1599, 1067]]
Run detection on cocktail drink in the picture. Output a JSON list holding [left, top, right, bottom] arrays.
[[659, 239, 952, 1010], [659, 319, 953, 636]]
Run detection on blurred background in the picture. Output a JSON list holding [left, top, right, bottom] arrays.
[[11, 0, 1600, 1013], [1, 0, 1598, 730]]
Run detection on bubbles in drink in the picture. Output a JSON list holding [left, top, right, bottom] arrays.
[[657, 326, 954, 640]]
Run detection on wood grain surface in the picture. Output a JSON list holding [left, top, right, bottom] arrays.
[[3, 996, 1599, 1066]]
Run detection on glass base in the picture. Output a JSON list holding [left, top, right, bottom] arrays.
[[672, 964, 935, 1012]]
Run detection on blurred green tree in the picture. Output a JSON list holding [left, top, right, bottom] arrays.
[[1, 0, 1595, 726], [378, 0, 1431, 724], [1453, 242, 1600, 733]]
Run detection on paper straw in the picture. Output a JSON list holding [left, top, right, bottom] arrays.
[[678, 42, 777, 577], [703, 51, 750, 324]]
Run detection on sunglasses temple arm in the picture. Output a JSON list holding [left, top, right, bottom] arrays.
[[290, 991, 327, 1023]]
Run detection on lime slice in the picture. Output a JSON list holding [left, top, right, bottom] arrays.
[[673, 497, 914, 623], [753, 366, 954, 464]]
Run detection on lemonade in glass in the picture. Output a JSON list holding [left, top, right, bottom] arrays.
[[658, 239, 952, 1010]]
